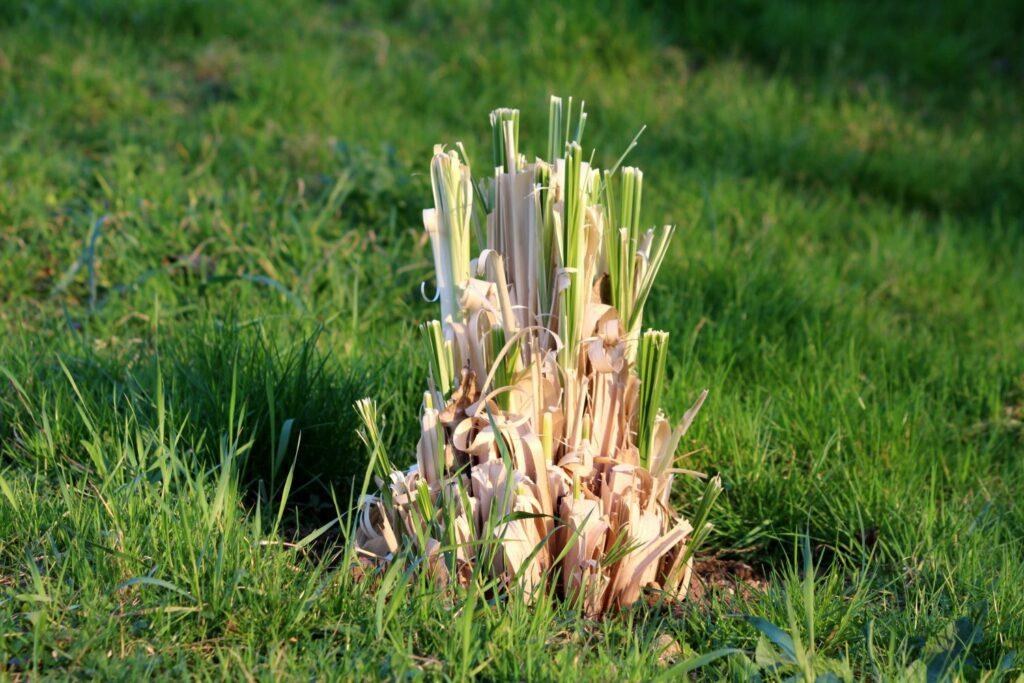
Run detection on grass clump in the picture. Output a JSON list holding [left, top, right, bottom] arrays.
[[353, 98, 720, 614]]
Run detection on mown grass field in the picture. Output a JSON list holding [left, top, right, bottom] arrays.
[[1, 0, 1023, 678]]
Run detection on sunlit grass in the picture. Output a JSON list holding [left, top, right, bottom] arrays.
[[1, 0, 1022, 678]]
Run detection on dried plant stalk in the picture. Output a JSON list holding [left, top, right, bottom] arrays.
[[354, 97, 718, 614]]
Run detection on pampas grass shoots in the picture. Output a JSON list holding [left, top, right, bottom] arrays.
[[354, 98, 716, 614]]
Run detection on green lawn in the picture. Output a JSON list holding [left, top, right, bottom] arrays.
[[2, 0, 1023, 678]]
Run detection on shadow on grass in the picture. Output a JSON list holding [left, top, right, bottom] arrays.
[[0, 317, 425, 507], [645, 0, 1024, 100]]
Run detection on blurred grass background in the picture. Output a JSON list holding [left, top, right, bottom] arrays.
[[1, 0, 1023, 677]]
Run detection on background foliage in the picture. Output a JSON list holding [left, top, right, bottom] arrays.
[[1, 0, 1022, 678]]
